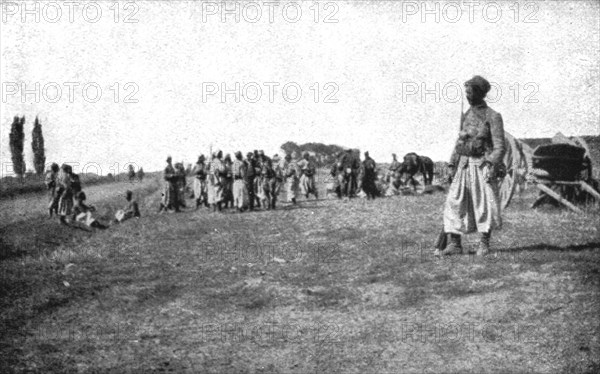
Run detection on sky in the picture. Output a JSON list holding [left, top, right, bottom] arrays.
[[1, 0, 599, 176]]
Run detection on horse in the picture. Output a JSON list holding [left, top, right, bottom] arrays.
[[398, 153, 434, 191]]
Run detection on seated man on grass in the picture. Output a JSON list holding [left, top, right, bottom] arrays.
[[115, 190, 141, 223], [72, 191, 108, 229]]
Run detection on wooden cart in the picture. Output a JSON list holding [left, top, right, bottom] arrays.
[[499, 132, 529, 209], [530, 143, 599, 213]]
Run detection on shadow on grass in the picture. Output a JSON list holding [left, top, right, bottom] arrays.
[[501, 242, 600, 253]]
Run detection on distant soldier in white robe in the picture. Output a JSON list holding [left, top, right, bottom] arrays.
[[232, 151, 249, 211], [281, 153, 300, 204], [257, 150, 278, 210], [298, 152, 318, 200], [208, 150, 226, 212]]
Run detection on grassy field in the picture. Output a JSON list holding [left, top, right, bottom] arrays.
[[0, 172, 153, 201], [1, 171, 599, 373]]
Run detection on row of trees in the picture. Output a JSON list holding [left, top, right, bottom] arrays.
[[280, 141, 348, 166], [9, 116, 46, 181], [9, 115, 146, 184]]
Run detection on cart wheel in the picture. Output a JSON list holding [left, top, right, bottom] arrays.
[[500, 171, 515, 209]]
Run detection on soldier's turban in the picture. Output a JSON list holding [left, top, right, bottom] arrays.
[[464, 75, 491, 95], [247, 152, 253, 158]]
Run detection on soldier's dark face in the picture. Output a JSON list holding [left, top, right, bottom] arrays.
[[465, 85, 484, 106]]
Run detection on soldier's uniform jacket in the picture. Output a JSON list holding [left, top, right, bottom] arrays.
[[192, 162, 207, 180], [259, 157, 275, 178], [232, 159, 247, 180], [245, 159, 257, 179], [282, 160, 300, 179], [339, 153, 359, 174], [450, 101, 506, 175], [45, 170, 57, 190], [363, 158, 376, 177], [164, 164, 176, 182], [210, 158, 225, 184], [297, 159, 316, 177]]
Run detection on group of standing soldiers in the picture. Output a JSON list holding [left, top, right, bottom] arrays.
[[329, 149, 379, 200], [160, 150, 319, 213]]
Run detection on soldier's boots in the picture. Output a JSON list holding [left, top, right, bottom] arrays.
[[477, 231, 491, 256], [441, 233, 463, 255]]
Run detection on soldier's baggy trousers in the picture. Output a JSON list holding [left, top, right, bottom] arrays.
[[338, 170, 355, 198], [246, 176, 256, 209]]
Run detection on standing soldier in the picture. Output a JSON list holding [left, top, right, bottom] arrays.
[[192, 155, 208, 209], [175, 162, 187, 209], [437, 75, 506, 257], [56, 164, 74, 225], [351, 150, 361, 196], [223, 154, 234, 209], [329, 152, 342, 199], [282, 153, 300, 204], [272, 154, 283, 200], [209, 150, 226, 212], [252, 150, 262, 208], [45, 163, 60, 217], [362, 151, 378, 199], [389, 153, 402, 189], [159, 156, 179, 213], [298, 152, 318, 200], [257, 150, 277, 209], [338, 149, 357, 199], [232, 151, 249, 212], [245, 152, 258, 211]]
